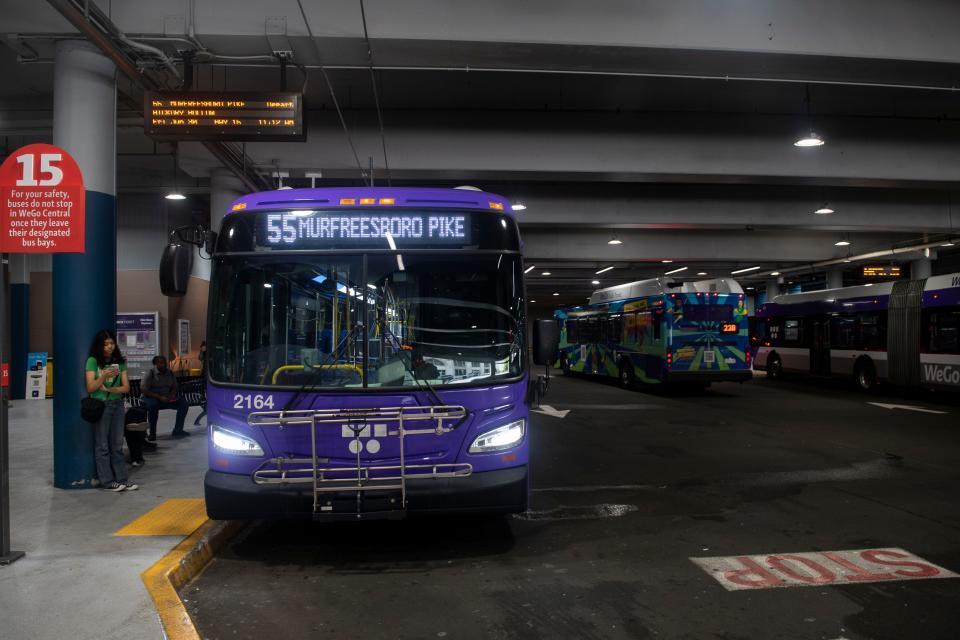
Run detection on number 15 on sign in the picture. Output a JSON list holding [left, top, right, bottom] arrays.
[[0, 143, 85, 253]]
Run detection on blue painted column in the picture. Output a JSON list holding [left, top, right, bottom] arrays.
[[8, 254, 29, 401], [51, 41, 116, 489], [9, 286, 28, 402]]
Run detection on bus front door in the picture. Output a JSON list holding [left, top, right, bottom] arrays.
[[810, 318, 831, 376]]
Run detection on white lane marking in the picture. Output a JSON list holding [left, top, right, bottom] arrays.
[[514, 504, 639, 521], [533, 484, 658, 493], [868, 402, 948, 415], [691, 548, 959, 591], [554, 403, 664, 410], [531, 404, 570, 418]]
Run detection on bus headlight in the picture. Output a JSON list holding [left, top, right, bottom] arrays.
[[469, 419, 525, 453], [211, 425, 264, 456]]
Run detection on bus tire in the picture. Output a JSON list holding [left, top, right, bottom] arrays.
[[619, 359, 634, 389], [854, 358, 877, 392], [767, 354, 783, 380]]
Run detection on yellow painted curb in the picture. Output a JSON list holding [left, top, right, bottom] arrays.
[[141, 519, 246, 640]]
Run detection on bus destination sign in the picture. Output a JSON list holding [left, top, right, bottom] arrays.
[[258, 212, 472, 248], [863, 265, 902, 278], [144, 92, 305, 141]]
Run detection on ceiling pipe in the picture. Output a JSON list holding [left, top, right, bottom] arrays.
[[197, 63, 960, 94], [44, 0, 269, 193], [754, 238, 951, 278]]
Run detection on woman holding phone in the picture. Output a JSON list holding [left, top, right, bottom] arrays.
[[85, 329, 137, 491]]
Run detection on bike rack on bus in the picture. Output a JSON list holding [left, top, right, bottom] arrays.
[[247, 405, 472, 517]]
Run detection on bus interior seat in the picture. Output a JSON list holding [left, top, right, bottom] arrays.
[[376, 359, 406, 386]]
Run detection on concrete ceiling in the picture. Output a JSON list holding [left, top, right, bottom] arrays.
[[2, 0, 959, 309]]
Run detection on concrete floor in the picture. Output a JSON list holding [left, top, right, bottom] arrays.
[[183, 374, 960, 640], [0, 400, 208, 640]]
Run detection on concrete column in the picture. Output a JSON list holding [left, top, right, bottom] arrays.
[[826, 268, 843, 290], [9, 255, 29, 400], [911, 258, 932, 279], [210, 168, 246, 235], [190, 169, 246, 281], [765, 278, 780, 302], [51, 41, 116, 489]]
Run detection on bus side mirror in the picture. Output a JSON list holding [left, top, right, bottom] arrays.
[[532, 319, 559, 366], [160, 242, 193, 296]]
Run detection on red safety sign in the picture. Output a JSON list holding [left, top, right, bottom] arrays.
[[0, 143, 85, 253], [1, 363, 7, 388], [691, 547, 958, 591]]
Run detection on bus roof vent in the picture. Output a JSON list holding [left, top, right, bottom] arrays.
[[677, 278, 744, 294]]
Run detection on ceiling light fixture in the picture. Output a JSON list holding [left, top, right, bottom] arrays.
[[795, 86, 825, 148], [941, 239, 955, 247], [591, 280, 600, 285], [770, 271, 781, 276], [165, 144, 186, 200], [661, 259, 673, 264], [697, 271, 708, 276], [595, 266, 614, 275], [511, 202, 526, 211], [664, 266, 688, 276], [542, 271, 551, 276], [607, 234, 623, 245], [814, 206, 835, 214], [794, 132, 824, 147], [524, 264, 536, 274], [835, 240, 851, 247], [730, 265, 761, 275], [530, 299, 536, 303], [552, 292, 559, 296]]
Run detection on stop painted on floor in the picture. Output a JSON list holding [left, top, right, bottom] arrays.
[[691, 548, 958, 591]]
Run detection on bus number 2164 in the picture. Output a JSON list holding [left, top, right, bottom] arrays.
[[233, 394, 275, 409]]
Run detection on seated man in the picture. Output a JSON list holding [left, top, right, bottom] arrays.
[[141, 356, 190, 440]]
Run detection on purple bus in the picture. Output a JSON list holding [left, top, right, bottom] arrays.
[[754, 272, 960, 392], [161, 187, 558, 519]]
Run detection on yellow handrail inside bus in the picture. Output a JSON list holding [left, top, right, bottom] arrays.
[[271, 363, 363, 385]]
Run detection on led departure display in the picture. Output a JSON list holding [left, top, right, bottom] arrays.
[[258, 212, 472, 248], [144, 92, 305, 141], [863, 265, 902, 278]]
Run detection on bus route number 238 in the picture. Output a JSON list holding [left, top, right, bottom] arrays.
[[233, 394, 275, 410]]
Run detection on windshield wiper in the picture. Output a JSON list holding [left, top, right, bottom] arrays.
[[283, 323, 364, 412], [380, 324, 446, 408]]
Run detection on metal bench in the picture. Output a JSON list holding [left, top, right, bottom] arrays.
[[126, 375, 206, 413]]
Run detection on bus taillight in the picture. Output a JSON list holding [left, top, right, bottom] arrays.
[[666, 350, 673, 367], [745, 349, 751, 364]]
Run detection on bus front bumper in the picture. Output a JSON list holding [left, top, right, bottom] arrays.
[[666, 370, 753, 384], [204, 465, 529, 520]]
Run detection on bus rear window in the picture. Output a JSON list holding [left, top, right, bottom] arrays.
[[680, 304, 734, 323]]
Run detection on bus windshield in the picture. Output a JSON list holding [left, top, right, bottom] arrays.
[[209, 253, 525, 388]]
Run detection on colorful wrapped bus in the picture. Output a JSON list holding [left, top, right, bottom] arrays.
[[754, 272, 960, 391], [555, 278, 752, 387], [161, 187, 558, 519]]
